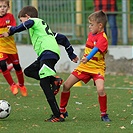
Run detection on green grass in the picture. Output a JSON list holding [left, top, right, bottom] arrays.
[[0, 72, 133, 133]]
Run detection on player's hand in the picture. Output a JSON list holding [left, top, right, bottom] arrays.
[[81, 57, 88, 64], [7, 26, 11, 30], [72, 56, 79, 63], [2, 32, 9, 37]]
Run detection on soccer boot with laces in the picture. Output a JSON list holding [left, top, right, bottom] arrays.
[[101, 114, 111, 122], [45, 114, 65, 122], [17, 84, 28, 97], [10, 84, 18, 95], [52, 76, 63, 95]]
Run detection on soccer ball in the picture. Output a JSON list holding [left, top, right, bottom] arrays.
[[0, 100, 11, 119]]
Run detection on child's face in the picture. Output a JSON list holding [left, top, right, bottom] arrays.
[[89, 20, 103, 34], [0, 1, 9, 16], [19, 17, 29, 23]]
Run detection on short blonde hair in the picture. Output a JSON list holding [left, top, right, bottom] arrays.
[[88, 10, 107, 27]]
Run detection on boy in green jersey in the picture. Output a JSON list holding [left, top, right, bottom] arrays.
[[2, 6, 78, 122]]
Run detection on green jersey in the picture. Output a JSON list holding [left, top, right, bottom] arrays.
[[29, 18, 60, 57]]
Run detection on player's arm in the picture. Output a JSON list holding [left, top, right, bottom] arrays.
[[53, 32, 79, 63], [81, 47, 99, 63], [3, 20, 34, 36], [86, 47, 99, 60], [9, 20, 34, 35]]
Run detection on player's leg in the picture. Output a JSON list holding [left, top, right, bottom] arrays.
[[7, 63, 13, 71], [50, 76, 63, 95], [60, 73, 80, 117], [13, 63, 27, 96], [13, 63, 24, 85], [0, 60, 14, 85], [1, 63, 13, 72], [39, 59, 64, 122], [24, 60, 40, 80], [10, 54, 27, 96], [0, 53, 18, 95], [95, 78, 111, 122], [0, 60, 17, 93], [60, 70, 91, 118], [24, 60, 62, 95], [40, 77, 64, 122]]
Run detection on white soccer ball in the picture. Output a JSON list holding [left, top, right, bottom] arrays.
[[0, 100, 11, 119]]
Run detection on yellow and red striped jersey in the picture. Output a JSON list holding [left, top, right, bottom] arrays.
[[0, 13, 17, 54], [76, 31, 108, 76]]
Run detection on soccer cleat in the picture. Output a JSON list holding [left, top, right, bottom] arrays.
[[10, 84, 18, 95], [45, 114, 65, 122], [17, 85, 28, 97], [52, 76, 63, 95], [61, 111, 68, 118], [101, 114, 111, 122]]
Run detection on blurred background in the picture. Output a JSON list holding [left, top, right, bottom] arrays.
[[9, 0, 133, 46]]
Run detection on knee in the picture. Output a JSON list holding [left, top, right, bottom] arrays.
[[13, 64, 22, 71], [24, 68, 29, 76], [0, 60, 7, 71], [97, 88, 106, 96], [63, 82, 70, 92]]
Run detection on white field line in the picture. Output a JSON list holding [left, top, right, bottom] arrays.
[[0, 82, 132, 90]]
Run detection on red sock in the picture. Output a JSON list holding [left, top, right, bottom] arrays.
[[16, 70, 24, 86], [2, 70, 14, 86], [60, 91, 70, 113], [98, 95, 107, 116]]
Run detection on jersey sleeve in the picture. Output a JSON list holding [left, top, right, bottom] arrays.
[[95, 34, 108, 53], [54, 32, 77, 60], [9, 20, 34, 35]]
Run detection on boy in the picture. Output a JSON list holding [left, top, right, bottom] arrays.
[[24, 32, 79, 95], [0, 0, 27, 96], [59, 10, 111, 122], [2, 6, 78, 122]]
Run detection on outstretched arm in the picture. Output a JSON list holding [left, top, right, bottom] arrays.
[[2, 19, 34, 36], [53, 32, 79, 63]]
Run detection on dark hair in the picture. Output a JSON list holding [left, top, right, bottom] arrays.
[[0, 0, 9, 7], [88, 10, 107, 27], [18, 6, 38, 18]]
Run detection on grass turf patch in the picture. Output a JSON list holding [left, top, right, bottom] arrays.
[[0, 72, 133, 133]]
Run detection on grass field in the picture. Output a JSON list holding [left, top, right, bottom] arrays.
[[0, 72, 133, 133]]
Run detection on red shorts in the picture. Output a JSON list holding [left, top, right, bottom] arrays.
[[0, 53, 19, 65], [72, 69, 104, 84]]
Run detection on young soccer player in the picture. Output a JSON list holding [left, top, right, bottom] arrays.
[[24, 32, 79, 95], [2, 6, 78, 122], [59, 10, 111, 122], [0, 0, 27, 96]]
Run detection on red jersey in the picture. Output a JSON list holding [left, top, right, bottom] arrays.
[[0, 13, 17, 54], [94, 0, 117, 13], [75, 32, 108, 76]]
